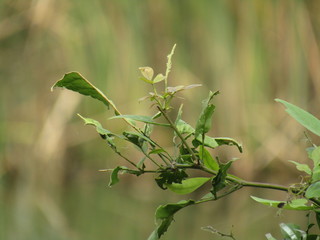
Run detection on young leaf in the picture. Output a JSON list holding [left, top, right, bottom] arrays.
[[194, 91, 219, 138], [251, 196, 315, 211], [275, 99, 320, 137], [110, 115, 170, 127], [51, 72, 111, 108], [139, 67, 154, 81], [199, 146, 219, 171], [148, 199, 195, 240], [306, 182, 320, 199], [166, 177, 210, 195], [288, 160, 312, 175], [195, 104, 215, 138], [153, 74, 166, 83]]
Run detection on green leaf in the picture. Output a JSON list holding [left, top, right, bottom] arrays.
[[176, 119, 194, 136], [153, 74, 166, 83], [214, 137, 243, 153], [108, 166, 142, 187], [78, 114, 112, 136], [148, 199, 195, 240], [199, 146, 219, 171], [77, 114, 117, 149], [306, 182, 320, 199], [251, 196, 315, 211], [149, 149, 166, 155], [312, 166, 320, 183], [195, 91, 219, 138], [51, 72, 111, 108], [139, 67, 154, 80], [155, 199, 195, 219], [139, 77, 154, 84], [193, 135, 218, 148], [108, 166, 123, 187], [275, 99, 320, 137], [110, 115, 170, 127], [195, 104, 215, 138], [123, 131, 152, 147], [166, 177, 210, 195], [310, 146, 320, 166], [288, 161, 312, 175]]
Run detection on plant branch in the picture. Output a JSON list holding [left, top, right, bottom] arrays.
[[157, 106, 198, 161]]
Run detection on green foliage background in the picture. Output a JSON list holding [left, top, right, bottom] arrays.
[[1, 0, 320, 239]]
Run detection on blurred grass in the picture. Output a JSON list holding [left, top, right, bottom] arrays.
[[1, 0, 320, 239]]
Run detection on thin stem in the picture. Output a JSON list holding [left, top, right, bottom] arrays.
[[157, 106, 198, 161]]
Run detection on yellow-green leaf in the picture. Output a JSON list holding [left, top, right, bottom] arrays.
[[166, 177, 210, 194]]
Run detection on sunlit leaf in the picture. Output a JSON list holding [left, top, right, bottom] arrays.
[[265, 233, 277, 240], [139, 66, 154, 80], [310, 146, 320, 166], [166, 177, 210, 194], [312, 166, 320, 183], [251, 196, 315, 210], [52, 72, 111, 108], [199, 146, 219, 171], [275, 99, 320, 137], [306, 182, 320, 199], [279, 223, 306, 240], [167, 85, 185, 93], [176, 119, 194, 136], [153, 74, 166, 83], [288, 161, 312, 175]]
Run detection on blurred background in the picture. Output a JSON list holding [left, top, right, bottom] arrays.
[[2, 0, 320, 239]]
